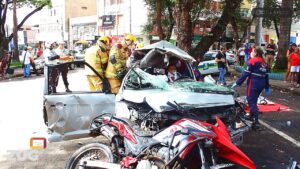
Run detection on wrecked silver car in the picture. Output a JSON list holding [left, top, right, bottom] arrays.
[[115, 40, 250, 146], [43, 41, 250, 145]]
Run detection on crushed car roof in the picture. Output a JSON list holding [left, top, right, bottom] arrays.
[[138, 40, 196, 62]]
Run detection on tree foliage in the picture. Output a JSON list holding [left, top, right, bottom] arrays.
[[0, 0, 51, 56], [143, 0, 244, 60]]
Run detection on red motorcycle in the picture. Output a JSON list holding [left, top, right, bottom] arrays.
[[65, 103, 255, 169]]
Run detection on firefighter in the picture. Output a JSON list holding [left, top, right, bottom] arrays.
[[55, 40, 72, 92], [232, 47, 271, 130], [105, 34, 136, 94], [126, 42, 145, 68], [85, 36, 110, 91], [44, 42, 60, 93]]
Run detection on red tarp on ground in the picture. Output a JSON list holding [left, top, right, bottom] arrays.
[[237, 96, 292, 113]]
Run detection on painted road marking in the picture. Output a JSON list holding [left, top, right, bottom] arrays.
[[259, 120, 300, 148]]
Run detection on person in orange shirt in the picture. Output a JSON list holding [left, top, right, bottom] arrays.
[[289, 47, 300, 87], [284, 43, 297, 83]]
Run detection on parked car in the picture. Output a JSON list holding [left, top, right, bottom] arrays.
[[31, 56, 45, 74], [43, 41, 250, 147], [198, 50, 236, 75]]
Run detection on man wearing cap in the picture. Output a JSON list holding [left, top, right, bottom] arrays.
[[44, 42, 60, 93], [84, 36, 110, 91], [55, 40, 72, 92], [265, 39, 277, 72], [21, 46, 34, 78]]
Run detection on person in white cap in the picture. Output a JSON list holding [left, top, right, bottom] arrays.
[[21, 46, 33, 78], [44, 41, 60, 93], [55, 40, 72, 92]]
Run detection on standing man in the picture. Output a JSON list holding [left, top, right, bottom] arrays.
[[55, 40, 72, 92], [215, 47, 227, 86], [44, 42, 60, 93], [21, 46, 34, 78], [265, 38, 277, 72], [232, 47, 270, 130], [105, 34, 136, 93], [85, 36, 110, 91]]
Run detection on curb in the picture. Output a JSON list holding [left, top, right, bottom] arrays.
[[232, 66, 300, 96]]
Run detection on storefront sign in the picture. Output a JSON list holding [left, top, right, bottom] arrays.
[[101, 15, 115, 28]]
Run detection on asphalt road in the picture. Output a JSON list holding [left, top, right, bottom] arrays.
[[0, 70, 299, 169]]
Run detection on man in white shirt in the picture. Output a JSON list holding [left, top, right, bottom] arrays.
[[21, 46, 33, 78]]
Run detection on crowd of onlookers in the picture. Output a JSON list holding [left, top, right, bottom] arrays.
[[236, 39, 277, 72], [236, 39, 300, 88]]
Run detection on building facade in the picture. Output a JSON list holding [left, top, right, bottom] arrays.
[[35, 0, 97, 48], [97, 0, 148, 42]]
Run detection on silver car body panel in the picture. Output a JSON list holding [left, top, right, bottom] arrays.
[[44, 93, 115, 142], [120, 89, 234, 112], [138, 40, 196, 62]]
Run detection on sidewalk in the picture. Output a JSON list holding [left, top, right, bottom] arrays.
[[231, 66, 300, 96]]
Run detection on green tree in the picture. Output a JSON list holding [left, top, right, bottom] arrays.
[[276, 0, 294, 70], [0, 0, 52, 59], [193, 0, 243, 61], [143, 0, 175, 41]]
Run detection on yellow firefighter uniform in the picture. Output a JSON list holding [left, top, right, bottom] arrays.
[[85, 41, 109, 91], [105, 42, 130, 93]]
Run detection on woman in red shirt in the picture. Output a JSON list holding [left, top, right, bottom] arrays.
[[289, 47, 300, 86]]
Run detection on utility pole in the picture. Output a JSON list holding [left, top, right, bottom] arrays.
[[255, 0, 264, 46], [13, 0, 19, 60]]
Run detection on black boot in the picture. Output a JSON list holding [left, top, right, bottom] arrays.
[[52, 87, 57, 94], [251, 118, 260, 130], [65, 86, 72, 93]]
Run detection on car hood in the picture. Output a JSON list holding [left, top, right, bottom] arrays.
[[120, 89, 234, 112], [120, 80, 235, 112]]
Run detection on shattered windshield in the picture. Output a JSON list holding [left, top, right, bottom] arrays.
[[124, 68, 233, 94], [125, 68, 170, 90]]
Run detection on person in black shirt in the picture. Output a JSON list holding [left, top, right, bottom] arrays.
[[215, 47, 227, 85], [265, 39, 277, 71]]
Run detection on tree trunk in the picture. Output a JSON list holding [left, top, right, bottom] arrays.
[[165, 6, 174, 41], [156, 0, 165, 40], [13, 0, 19, 60], [0, 0, 10, 56], [231, 16, 240, 49], [8, 4, 46, 42], [241, 18, 254, 43], [273, 17, 280, 39], [275, 0, 293, 70], [173, 0, 194, 54], [192, 0, 243, 62]]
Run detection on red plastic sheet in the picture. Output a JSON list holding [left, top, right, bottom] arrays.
[[238, 96, 292, 113]]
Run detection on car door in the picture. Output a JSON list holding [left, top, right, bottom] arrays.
[[198, 53, 219, 75], [43, 61, 115, 142]]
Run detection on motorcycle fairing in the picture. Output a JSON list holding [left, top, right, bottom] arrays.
[[212, 117, 256, 169]]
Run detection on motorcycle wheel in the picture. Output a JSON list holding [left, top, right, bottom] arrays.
[[65, 143, 114, 169]]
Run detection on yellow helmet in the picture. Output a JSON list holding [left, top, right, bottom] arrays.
[[136, 42, 144, 49], [98, 36, 110, 45], [125, 34, 136, 42]]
